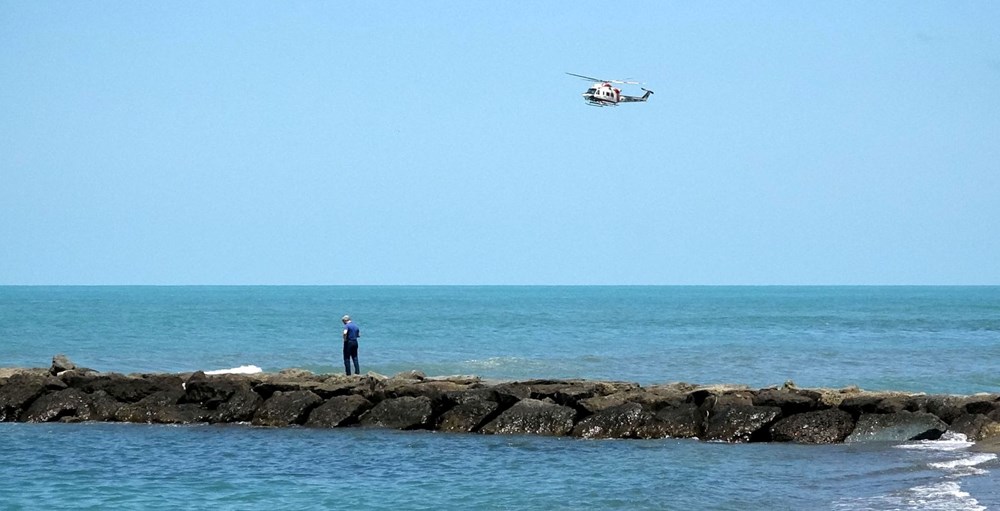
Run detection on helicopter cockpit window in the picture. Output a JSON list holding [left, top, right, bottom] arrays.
[[586, 88, 597, 95]]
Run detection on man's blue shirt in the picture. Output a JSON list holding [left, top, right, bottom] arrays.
[[344, 322, 360, 342]]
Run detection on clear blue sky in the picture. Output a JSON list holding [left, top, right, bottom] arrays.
[[2, 2, 998, 285]]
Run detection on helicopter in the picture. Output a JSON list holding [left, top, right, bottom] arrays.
[[566, 72, 654, 107]]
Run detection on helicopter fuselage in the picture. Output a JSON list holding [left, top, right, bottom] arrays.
[[580, 81, 653, 107]]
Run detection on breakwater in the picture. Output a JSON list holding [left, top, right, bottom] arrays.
[[2, 356, 999, 444]]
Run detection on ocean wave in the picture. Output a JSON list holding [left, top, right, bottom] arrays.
[[204, 365, 263, 375], [929, 453, 997, 476], [835, 481, 986, 511], [896, 431, 973, 452]]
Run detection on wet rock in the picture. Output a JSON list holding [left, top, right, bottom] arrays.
[[306, 395, 372, 428], [703, 405, 782, 443], [210, 387, 263, 423], [845, 411, 948, 442], [653, 403, 705, 439], [21, 388, 90, 422], [360, 396, 434, 430], [183, 372, 244, 408], [769, 409, 855, 444], [437, 398, 500, 433], [480, 398, 576, 436], [925, 395, 977, 425], [85, 390, 123, 421], [252, 390, 323, 427], [572, 402, 671, 439], [115, 390, 204, 424], [948, 413, 1000, 442], [0, 373, 54, 421]]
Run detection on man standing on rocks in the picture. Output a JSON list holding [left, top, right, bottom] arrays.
[[342, 315, 360, 376]]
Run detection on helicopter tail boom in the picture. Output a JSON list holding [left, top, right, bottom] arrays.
[[619, 88, 654, 103]]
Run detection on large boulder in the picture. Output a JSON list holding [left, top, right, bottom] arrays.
[[21, 388, 90, 422], [65, 373, 183, 404], [209, 387, 263, 423], [49, 354, 76, 375], [839, 393, 925, 416], [578, 385, 687, 415], [480, 398, 576, 436], [944, 413, 1000, 442], [252, 390, 323, 427], [653, 403, 705, 439], [360, 396, 434, 430], [845, 411, 948, 442], [183, 372, 245, 408], [572, 402, 672, 439], [753, 388, 820, 415], [305, 395, 372, 428], [437, 398, 501, 433], [703, 405, 782, 443], [0, 373, 65, 421], [115, 390, 205, 424], [769, 409, 855, 444], [491, 380, 630, 410]]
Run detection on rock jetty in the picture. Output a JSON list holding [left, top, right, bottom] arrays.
[[2, 356, 999, 444]]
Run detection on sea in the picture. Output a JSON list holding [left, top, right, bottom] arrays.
[[1, 286, 998, 510]]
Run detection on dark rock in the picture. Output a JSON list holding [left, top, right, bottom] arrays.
[[948, 413, 1000, 442], [210, 387, 263, 423], [21, 388, 90, 422], [252, 390, 323, 427], [703, 405, 782, 443], [770, 409, 855, 444], [845, 411, 948, 442], [686, 387, 753, 408], [85, 390, 123, 421], [480, 398, 576, 436], [753, 389, 819, 415], [305, 395, 372, 428], [437, 398, 500, 433], [965, 397, 1000, 416], [491, 380, 630, 411], [0, 373, 53, 421], [925, 396, 976, 424], [579, 386, 686, 415], [115, 390, 204, 424], [183, 373, 247, 408], [653, 403, 705, 439], [840, 394, 924, 416], [66, 373, 183, 404], [50, 354, 76, 375], [360, 396, 435, 430], [572, 402, 671, 439]]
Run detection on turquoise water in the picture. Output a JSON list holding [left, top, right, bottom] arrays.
[[2, 286, 999, 509], [2, 286, 999, 392]]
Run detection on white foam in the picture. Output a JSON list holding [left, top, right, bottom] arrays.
[[928, 453, 997, 477], [204, 365, 262, 375], [907, 481, 986, 511], [836, 481, 987, 511], [896, 431, 973, 452]]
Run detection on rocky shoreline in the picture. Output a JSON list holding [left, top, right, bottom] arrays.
[[2, 356, 999, 444]]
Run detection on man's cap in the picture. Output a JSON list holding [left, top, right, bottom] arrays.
[[342, 315, 351, 321]]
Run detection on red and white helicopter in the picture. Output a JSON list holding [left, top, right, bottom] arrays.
[[567, 72, 653, 107]]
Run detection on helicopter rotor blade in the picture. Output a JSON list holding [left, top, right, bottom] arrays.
[[567, 72, 642, 85], [566, 72, 605, 82]]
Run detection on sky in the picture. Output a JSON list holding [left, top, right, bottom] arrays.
[[2, 2, 999, 285]]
